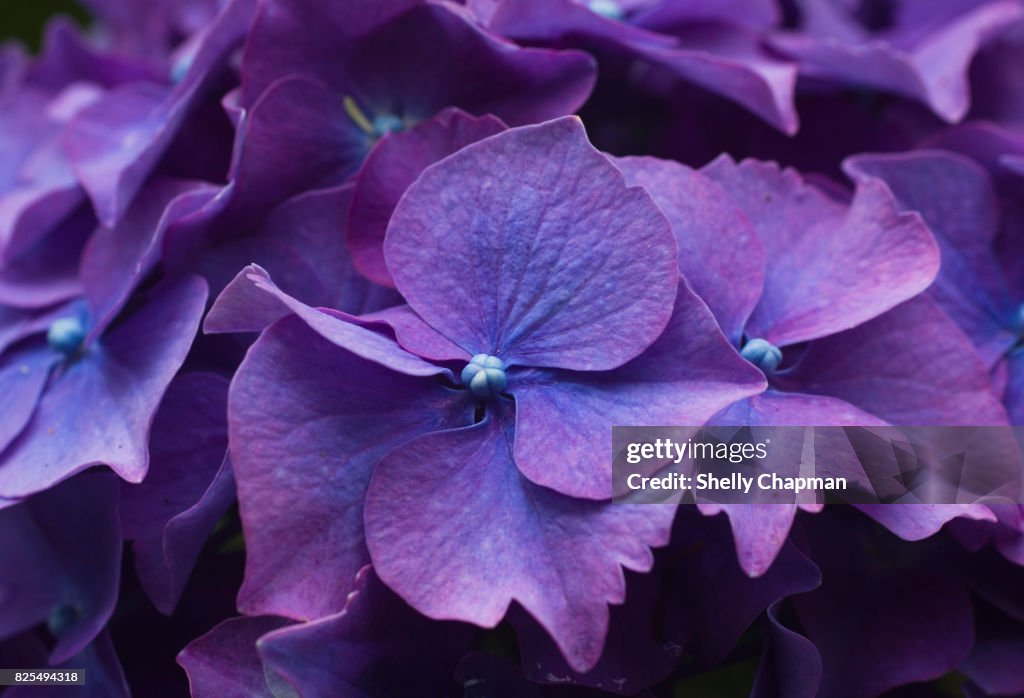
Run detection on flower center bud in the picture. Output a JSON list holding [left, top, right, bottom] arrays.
[[343, 96, 405, 139], [47, 316, 86, 356], [461, 354, 508, 399], [47, 603, 78, 638], [586, 0, 624, 19], [741, 338, 782, 374]]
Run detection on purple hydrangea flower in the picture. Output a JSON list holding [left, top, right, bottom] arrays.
[[611, 153, 1009, 574], [216, 117, 764, 671], [0, 181, 208, 500]]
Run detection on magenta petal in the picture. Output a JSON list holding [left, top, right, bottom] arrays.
[[703, 156, 939, 346], [512, 282, 765, 500], [207, 264, 445, 378], [386, 117, 679, 370], [613, 156, 764, 343], [178, 616, 291, 698], [0, 276, 207, 498], [364, 415, 675, 672], [0, 472, 120, 665], [229, 316, 472, 619], [782, 296, 1009, 426], [120, 372, 232, 615], [349, 108, 506, 286], [257, 566, 474, 697]]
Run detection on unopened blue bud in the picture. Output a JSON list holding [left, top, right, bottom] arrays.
[[461, 354, 508, 399], [372, 114, 405, 137], [741, 338, 783, 374], [47, 317, 86, 355], [587, 0, 624, 20], [47, 604, 78, 638]]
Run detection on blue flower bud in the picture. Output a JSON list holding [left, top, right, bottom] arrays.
[[47, 603, 78, 638], [461, 353, 508, 399], [587, 0, 624, 20], [741, 337, 782, 374], [372, 114, 405, 138], [47, 316, 86, 356]]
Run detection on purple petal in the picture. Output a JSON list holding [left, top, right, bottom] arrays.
[[65, 0, 256, 226], [385, 117, 679, 370], [845, 150, 1018, 365], [185, 184, 400, 315], [769, 1, 1024, 122], [360, 305, 470, 363], [229, 316, 472, 619], [207, 264, 445, 377], [349, 108, 506, 287], [751, 602, 822, 698], [178, 616, 291, 698], [81, 179, 214, 337], [613, 156, 764, 343], [0, 343, 56, 456], [511, 569, 678, 694], [242, 0, 595, 125], [780, 295, 1009, 426], [703, 155, 939, 346], [364, 414, 675, 672], [257, 566, 474, 697], [794, 508, 974, 697], [855, 504, 997, 541], [0, 276, 207, 498], [0, 472, 120, 664], [512, 281, 765, 500], [640, 27, 799, 134], [120, 372, 232, 615], [664, 509, 821, 666]]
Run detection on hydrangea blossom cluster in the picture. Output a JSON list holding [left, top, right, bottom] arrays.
[[1, 0, 1023, 695]]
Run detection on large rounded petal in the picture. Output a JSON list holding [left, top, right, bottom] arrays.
[[364, 414, 675, 672], [702, 155, 939, 346], [613, 156, 764, 343], [386, 117, 679, 370], [229, 315, 473, 619]]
